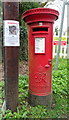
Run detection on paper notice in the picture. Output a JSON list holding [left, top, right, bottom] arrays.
[[3, 20, 20, 46], [35, 37, 45, 53]]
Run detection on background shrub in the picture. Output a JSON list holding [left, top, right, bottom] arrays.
[[19, 26, 28, 61]]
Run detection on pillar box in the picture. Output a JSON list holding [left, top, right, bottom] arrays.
[[22, 8, 59, 107]]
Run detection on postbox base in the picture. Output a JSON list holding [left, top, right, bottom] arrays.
[[28, 92, 52, 108]]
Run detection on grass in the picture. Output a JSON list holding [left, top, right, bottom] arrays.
[[0, 59, 68, 119]]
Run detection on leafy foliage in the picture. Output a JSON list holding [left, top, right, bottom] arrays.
[[0, 26, 3, 63], [19, 2, 39, 61], [55, 26, 59, 36], [1, 59, 68, 119], [19, 2, 39, 26], [19, 26, 28, 61]]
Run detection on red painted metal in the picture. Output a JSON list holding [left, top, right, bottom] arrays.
[[22, 8, 59, 96]]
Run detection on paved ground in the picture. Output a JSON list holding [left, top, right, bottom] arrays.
[[19, 61, 28, 76]]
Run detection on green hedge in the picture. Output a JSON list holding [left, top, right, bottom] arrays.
[[19, 26, 28, 61]]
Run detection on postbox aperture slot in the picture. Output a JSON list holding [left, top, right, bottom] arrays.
[[35, 37, 45, 54], [33, 27, 48, 32]]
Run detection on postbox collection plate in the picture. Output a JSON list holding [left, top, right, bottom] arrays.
[[35, 37, 45, 54]]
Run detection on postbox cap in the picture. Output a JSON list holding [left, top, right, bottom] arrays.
[[22, 8, 59, 24]]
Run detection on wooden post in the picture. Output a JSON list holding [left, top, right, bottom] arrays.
[[3, 1, 19, 112]]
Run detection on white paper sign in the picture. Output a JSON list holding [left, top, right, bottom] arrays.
[[35, 37, 45, 53], [3, 20, 20, 46]]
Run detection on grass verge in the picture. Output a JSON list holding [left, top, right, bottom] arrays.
[[0, 59, 68, 119]]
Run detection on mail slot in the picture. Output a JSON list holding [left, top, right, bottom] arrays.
[[22, 8, 59, 107], [33, 27, 48, 32]]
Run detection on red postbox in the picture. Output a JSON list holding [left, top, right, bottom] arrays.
[[22, 8, 59, 107]]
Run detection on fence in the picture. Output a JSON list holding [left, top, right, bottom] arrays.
[[53, 41, 67, 58]]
